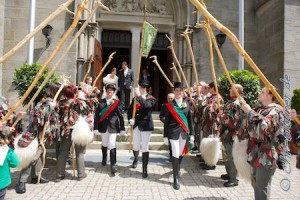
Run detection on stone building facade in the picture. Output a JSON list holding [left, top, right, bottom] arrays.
[[0, 0, 299, 108]]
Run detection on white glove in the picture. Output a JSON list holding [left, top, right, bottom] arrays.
[[120, 130, 126, 135], [134, 87, 141, 96], [190, 135, 195, 144], [93, 130, 101, 136], [163, 137, 169, 145], [129, 119, 135, 126]]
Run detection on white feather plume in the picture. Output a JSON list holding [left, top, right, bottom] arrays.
[[200, 137, 220, 166], [71, 116, 93, 146], [232, 137, 253, 183], [14, 134, 38, 170]]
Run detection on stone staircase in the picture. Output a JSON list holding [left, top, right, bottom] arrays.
[[87, 113, 168, 150]]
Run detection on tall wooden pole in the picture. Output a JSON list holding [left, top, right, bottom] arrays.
[[203, 26, 221, 112], [10, 0, 109, 127], [171, 63, 181, 82], [150, 56, 174, 87], [189, 0, 283, 106], [192, 0, 300, 125], [0, 0, 91, 123], [129, 2, 147, 152], [181, 27, 201, 98], [166, 35, 192, 98], [0, 0, 75, 64], [92, 52, 116, 88], [82, 54, 94, 84], [37, 75, 70, 184]]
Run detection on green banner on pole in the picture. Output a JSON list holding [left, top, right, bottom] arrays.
[[142, 21, 157, 58]]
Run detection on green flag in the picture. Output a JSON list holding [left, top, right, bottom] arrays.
[[142, 21, 157, 58]]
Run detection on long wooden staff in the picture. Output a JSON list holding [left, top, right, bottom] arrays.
[[171, 63, 181, 82], [189, 0, 283, 107], [129, 21, 147, 152], [192, 0, 300, 125], [10, 1, 109, 128], [37, 75, 70, 184], [195, 22, 243, 103], [166, 35, 194, 101], [82, 54, 94, 84], [0, 0, 91, 123], [181, 27, 201, 98], [202, 25, 221, 112], [150, 56, 174, 87], [0, 0, 75, 64], [92, 51, 116, 88]]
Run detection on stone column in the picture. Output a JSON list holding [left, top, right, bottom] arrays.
[[77, 59, 85, 85], [185, 64, 192, 86], [130, 27, 141, 83], [77, 23, 87, 85], [87, 24, 97, 58]]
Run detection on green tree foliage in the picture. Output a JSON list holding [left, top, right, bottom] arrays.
[[12, 63, 58, 106], [218, 70, 261, 107], [291, 89, 300, 114]]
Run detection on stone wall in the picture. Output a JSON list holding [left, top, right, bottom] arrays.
[[191, 0, 257, 84], [254, 0, 284, 94], [0, 0, 5, 96], [1, 0, 76, 106], [284, 0, 300, 96]]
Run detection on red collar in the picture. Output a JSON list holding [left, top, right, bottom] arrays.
[[230, 96, 237, 100]]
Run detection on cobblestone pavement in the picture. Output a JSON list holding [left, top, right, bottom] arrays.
[[5, 150, 300, 200]]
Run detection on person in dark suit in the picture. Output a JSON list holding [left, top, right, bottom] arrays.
[[163, 82, 194, 190], [127, 80, 156, 178], [159, 93, 175, 161], [118, 61, 134, 112], [94, 84, 125, 176], [140, 68, 151, 84]]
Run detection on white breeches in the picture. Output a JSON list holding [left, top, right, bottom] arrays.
[[101, 132, 117, 150], [132, 127, 152, 152], [170, 134, 187, 158]]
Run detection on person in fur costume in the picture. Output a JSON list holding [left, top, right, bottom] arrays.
[[241, 87, 287, 200], [219, 84, 247, 187], [290, 109, 300, 169], [55, 84, 98, 182], [197, 82, 223, 170], [163, 82, 194, 190], [94, 84, 125, 176], [15, 83, 60, 194], [127, 80, 156, 179]]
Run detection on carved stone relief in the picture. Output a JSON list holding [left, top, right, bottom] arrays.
[[103, 0, 171, 15]]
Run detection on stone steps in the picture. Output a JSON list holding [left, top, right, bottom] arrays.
[[87, 141, 169, 150], [90, 113, 166, 150]]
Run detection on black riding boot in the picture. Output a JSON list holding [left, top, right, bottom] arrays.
[[15, 182, 26, 194], [102, 146, 107, 166], [179, 155, 183, 174], [142, 152, 149, 178], [172, 157, 180, 190], [132, 150, 139, 168], [110, 148, 117, 175]]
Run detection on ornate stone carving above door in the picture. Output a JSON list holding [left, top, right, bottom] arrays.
[[104, 0, 171, 15]]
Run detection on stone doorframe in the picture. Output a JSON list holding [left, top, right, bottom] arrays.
[[76, 0, 194, 86]]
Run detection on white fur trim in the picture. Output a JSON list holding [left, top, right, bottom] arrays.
[[232, 137, 253, 183], [14, 134, 38, 170], [72, 116, 94, 146], [200, 137, 220, 166]]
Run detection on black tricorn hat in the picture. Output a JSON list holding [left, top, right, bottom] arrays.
[[139, 80, 151, 88], [105, 84, 116, 91], [173, 82, 184, 89]]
